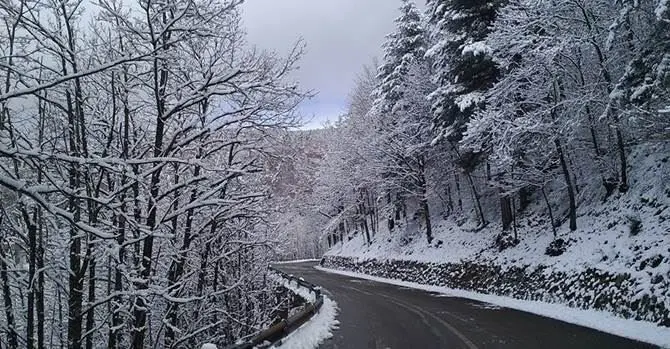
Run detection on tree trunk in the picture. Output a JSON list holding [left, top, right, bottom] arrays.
[[196, 229, 214, 297], [445, 185, 454, 216], [132, 11, 172, 345], [575, 3, 629, 192], [1, 10, 22, 349], [67, 179, 84, 349], [366, 190, 377, 236], [550, 77, 577, 232], [362, 216, 371, 245], [387, 193, 395, 231], [500, 194, 513, 231], [518, 187, 531, 212], [36, 213, 45, 349], [511, 198, 518, 241], [64, 83, 84, 349], [58, 8, 87, 345], [85, 250, 96, 349], [395, 193, 402, 222], [555, 139, 577, 231], [418, 163, 433, 244], [615, 128, 628, 192], [454, 169, 463, 211], [0, 217, 18, 349], [575, 48, 605, 167], [466, 173, 487, 227], [166, 158, 201, 348], [542, 187, 558, 238], [21, 208, 38, 349], [35, 69, 46, 349], [421, 197, 433, 244]]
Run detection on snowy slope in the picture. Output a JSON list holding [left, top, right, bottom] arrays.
[[327, 143, 670, 277], [324, 142, 670, 331]]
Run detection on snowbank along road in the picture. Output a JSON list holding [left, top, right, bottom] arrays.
[[274, 261, 660, 349]]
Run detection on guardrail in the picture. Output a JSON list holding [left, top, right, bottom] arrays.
[[224, 266, 324, 349]]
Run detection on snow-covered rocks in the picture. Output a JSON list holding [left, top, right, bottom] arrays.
[[321, 254, 670, 328]]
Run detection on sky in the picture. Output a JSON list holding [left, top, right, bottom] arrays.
[[241, 0, 413, 129]]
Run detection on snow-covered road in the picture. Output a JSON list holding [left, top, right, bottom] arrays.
[[275, 261, 661, 349]]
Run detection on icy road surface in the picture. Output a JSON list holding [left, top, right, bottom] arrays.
[[274, 261, 659, 349]]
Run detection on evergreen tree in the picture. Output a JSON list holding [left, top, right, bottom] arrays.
[[376, 0, 427, 115], [422, 0, 507, 228], [610, 0, 670, 139], [372, 0, 437, 243], [425, 0, 504, 142]]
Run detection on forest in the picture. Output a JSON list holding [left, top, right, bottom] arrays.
[[0, 0, 669, 348], [277, 0, 669, 259], [0, 0, 306, 348]]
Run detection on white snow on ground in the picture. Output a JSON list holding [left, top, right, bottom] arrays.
[[283, 278, 317, 303], [326, 143, 670, 275], [269, 271, 319, 303], [273, 295, 339, 349], [269, 269, 340, 349], [274, 259, 322, 265], [315, 266, 670, 349], [323, 143, 670, 341]]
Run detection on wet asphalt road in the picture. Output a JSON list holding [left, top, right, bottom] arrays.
[[274, 261, 659, 349]]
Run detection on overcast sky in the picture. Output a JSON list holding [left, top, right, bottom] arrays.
[[242, 0, 413, 128]]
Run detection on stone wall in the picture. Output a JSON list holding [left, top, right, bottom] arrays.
[[320, 255, 670, 326]]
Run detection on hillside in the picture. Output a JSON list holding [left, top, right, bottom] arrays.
[[320, 141, 670, 330], [328, 142, 670, 277]]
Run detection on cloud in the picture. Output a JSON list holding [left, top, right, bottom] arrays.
[[241, 0, 409, 126]]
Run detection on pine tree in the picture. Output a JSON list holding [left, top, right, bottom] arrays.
[[372, 0, 436, 244], [610, 0, 670, 139], [424, 0, 506, 229], [425, 0, 504, 142], [376, 0, 426, 116]]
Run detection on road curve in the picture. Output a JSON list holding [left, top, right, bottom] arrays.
[[274, 261, 659, 349]]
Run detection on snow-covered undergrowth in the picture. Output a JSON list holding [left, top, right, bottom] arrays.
[[315, 266, 670, 348], [324, 143, 670, 328]]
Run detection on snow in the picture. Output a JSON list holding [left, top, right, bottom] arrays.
[[201, 344, 217, 349], [656, 0, 668, 19], [324, 142, 670, 339], [271, 275, 340, 349], [455, 92, 484, 111], [274, 259, 322, 265], [272, 295, 339, 349], [280, 277, 317, 303], [450, 10, 469, 21], [425, 39, 448, 59], [315, 266, 670, 349], [461, 41, 491, 56], [325, 143, 670, 277]]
